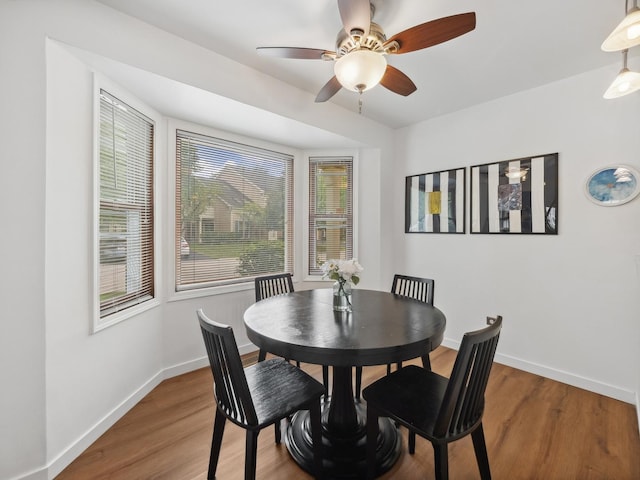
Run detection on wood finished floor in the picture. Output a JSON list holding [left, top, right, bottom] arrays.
[[56, 347, 640, 479]]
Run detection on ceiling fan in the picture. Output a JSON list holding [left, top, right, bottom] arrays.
[[257, 0, 476, 104]]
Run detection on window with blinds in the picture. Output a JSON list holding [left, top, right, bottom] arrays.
[[98, 90, 155, 319], [176, 129, 294, 290], [308, 156, 353, 275]]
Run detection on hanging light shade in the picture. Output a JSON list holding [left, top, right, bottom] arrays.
[[604, 50, 640, 98], [602, 1, 640, 51], [334, 50, 387, 93]]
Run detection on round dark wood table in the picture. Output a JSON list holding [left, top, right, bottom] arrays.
[[243, 288, 446, 479]]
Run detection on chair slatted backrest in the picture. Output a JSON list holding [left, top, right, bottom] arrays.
[[197, 309, 258, 427], [391, 274, 435, 305], [434, 316, 502, 437], [255, 273, 294, 301]]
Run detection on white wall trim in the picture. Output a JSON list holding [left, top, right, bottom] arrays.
[[7, 467, 47, 480], [163, 343, 256, 379], [163, 356, 210, 380], [636, 391, 640, 440], [441, 338, 637, 405], [45, 372, 164, 479], [20, 346, 258, 480], [15, 338, 636, 480]]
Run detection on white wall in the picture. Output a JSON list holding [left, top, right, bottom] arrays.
[[0, 1, 393, 479], [0, 3, 47, 478], [45, 41, 169, 473], [2, 1, 638, 479], [393, 65, 640, 403]]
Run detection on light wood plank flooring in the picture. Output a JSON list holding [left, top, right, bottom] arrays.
[[57, 347, 640, 479]]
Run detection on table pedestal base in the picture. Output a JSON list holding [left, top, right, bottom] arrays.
[[285, 400, 401, 479]]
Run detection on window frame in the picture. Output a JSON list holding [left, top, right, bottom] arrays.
[[303, 151, 359, 281], [92, 76, 161, 333], [168, 119, 299, 299]]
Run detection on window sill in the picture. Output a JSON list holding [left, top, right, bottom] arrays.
[[92, 298, 161, 334], [167, 280, 255, 302]]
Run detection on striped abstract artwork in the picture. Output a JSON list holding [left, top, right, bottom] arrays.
[[405, 167, 466, 233], [471, 153, 558, 234]]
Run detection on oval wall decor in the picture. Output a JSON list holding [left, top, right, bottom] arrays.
[[585, 165, 640, 206]]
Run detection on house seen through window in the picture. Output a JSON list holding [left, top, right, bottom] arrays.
[[175, 129, 294, 290]]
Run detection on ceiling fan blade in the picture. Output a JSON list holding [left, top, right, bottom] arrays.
[[337, 0, 370, 38], [380, 65, 417, 96], [315, 76, 342, 102], [386, 12, 476, 54], [256, 47, 332, 60]]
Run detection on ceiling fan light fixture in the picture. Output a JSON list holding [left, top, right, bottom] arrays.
[[602, 3, 640, 51], [334, 49, 387, 92]]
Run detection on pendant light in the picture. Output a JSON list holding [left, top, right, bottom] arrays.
[[602, 0, 640, 51], [603, 49, 640, 98]]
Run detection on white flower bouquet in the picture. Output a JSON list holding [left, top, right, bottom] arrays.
[[321, 258, 363, 285]]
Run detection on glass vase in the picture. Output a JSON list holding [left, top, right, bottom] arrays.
[[333, 280, 352, 312]]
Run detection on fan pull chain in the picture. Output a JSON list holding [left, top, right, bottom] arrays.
[[357, 85, 364, 115]]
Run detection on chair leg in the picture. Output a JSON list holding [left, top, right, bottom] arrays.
[[471, 423, 492, 480], [208, 409, 226, 479], [408, 431, 416, 454], [258, 349, 266, 362], [432, 442, 449, 480], [366, 407, 379, 480], [245, 430, 259, 480], [355, 366, 362, 400], [322, 365, 329, 397], [309, 400, 324, 480], [385, 361, 402, 374], [421, 353, 431, 371], [274, 418, 281, 444]]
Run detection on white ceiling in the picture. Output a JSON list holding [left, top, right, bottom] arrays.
[[94, 0, 630, 130]]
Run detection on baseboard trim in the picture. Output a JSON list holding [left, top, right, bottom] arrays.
[[636, 391, 640, 439], [163, 356, 210, 379], [442, 338, 636, 404], [18, 341, 637, 480], [45, 371, 164, 479], [41, 348, 257, 480], [7, 467, 47, 480]]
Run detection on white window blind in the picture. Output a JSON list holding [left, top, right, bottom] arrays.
[[308, 156, 353, 275], [98, 90, 154, 318], [176, 129, 294, 290]]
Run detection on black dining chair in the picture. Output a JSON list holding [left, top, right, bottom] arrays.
[[255, 273, 330, 397], [198, 309, 325, 480], [363, 316, 502, 480], [354, 274, 435, 400], [255, 274, 297, 369], [254, 272, 295, 305]]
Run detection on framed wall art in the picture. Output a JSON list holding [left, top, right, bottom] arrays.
[[405, 167, 466, 233], [470, 153, 558, 234], [585, 165, 640, 206]]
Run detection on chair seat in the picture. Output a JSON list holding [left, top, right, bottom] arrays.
[[245, 358, 326, 428], [363, 365, 450, 439]]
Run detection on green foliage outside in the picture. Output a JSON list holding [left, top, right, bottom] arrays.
[[238, 241, 285, 275]]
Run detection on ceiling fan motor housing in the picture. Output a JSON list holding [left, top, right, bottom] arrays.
[[336, 22, 387, 57]]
